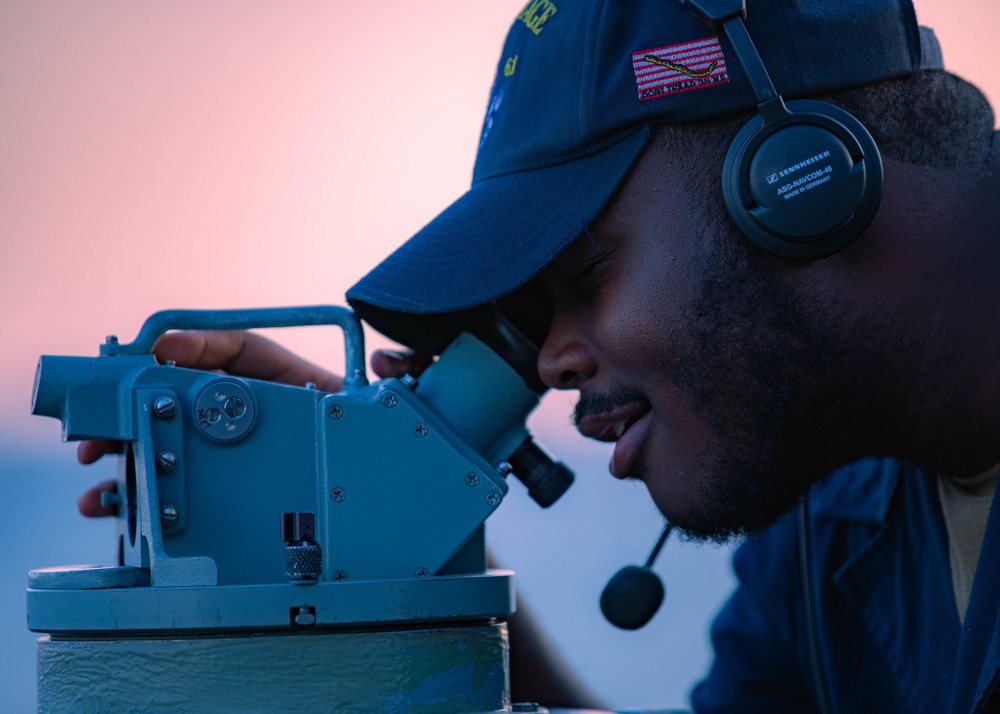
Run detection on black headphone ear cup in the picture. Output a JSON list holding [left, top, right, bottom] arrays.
[[722, 100, 883, 260]]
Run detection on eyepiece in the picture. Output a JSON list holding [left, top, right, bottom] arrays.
[[506, 438, 574, 508]]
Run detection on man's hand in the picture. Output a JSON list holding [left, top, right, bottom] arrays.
[[151, 330, 345, 392], [370, 348, 433, 381], [76, 330, 431, 517]]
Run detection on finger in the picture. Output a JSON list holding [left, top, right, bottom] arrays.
[[77, 440, 123, 465], [154, 331, 343, 392], [371, 349, 434, 379], [77, 479, 119, 518]]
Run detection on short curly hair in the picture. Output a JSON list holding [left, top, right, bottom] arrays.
[[817, 70, 995, 168], [655, 70, 995, 172]]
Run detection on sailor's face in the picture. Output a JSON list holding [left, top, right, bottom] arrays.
[[537, 141, 844, 540]]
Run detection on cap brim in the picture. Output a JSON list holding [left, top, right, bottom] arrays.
[[348, 127, 651, 347]]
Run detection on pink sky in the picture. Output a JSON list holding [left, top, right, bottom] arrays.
[[1, 4, 997, 708], [2, 0, 997, 442]]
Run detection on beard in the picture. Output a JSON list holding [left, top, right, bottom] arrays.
[[654, 239, 888, 543]]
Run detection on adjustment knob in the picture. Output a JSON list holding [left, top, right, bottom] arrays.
[[284, 541, 322, 583], [280, 512, 322, 584]]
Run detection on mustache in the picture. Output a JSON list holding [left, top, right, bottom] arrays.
[[572, 386, 648, 427]]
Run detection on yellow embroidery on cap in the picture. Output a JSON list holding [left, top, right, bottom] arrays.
[[504, 55, 519, 77], [517, 0, 557, 36]]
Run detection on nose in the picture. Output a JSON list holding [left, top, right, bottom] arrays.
[[537, 312, 597, 390]]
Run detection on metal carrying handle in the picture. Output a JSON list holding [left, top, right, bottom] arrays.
[[99, 306, 369, 387]]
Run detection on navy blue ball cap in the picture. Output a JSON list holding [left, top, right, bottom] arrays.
[[348, 0, 940, 349], [348, 125, 650, 314]]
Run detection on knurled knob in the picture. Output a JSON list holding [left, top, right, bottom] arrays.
[[284, 541, 322, 582], [280, 512, 322, 583]]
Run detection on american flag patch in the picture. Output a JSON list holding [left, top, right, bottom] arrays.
[[632, 36, 729, 102]]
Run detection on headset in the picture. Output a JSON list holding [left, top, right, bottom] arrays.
[[676, 0, 883, 260]]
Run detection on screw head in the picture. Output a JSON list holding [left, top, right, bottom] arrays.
[[328, 404, 344, 420], [333, 570, 348, 582], [160, 505, 180, 528], [381, 392, 398, 408], [223, 396, 246, 419], [486, 491, 501, 507], [330, 487, 346, 503], [153, 396, 176, 420], [465, 472, 481, 487], [155, 451, 178, 473], [415, 568, 430, 578], [414, 423, 429, 438]]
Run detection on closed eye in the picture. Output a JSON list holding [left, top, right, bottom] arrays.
[[567, 251, 614, 299]]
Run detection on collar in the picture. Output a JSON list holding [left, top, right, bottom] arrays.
[[809, 457, 905, 523]]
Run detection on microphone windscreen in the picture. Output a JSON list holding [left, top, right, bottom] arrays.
[[599, 565, 665, 630]]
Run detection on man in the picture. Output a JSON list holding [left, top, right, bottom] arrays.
[[80, 0, 1000, 711]]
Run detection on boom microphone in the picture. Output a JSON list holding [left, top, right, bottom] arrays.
[[600, 523, 672, 630]]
